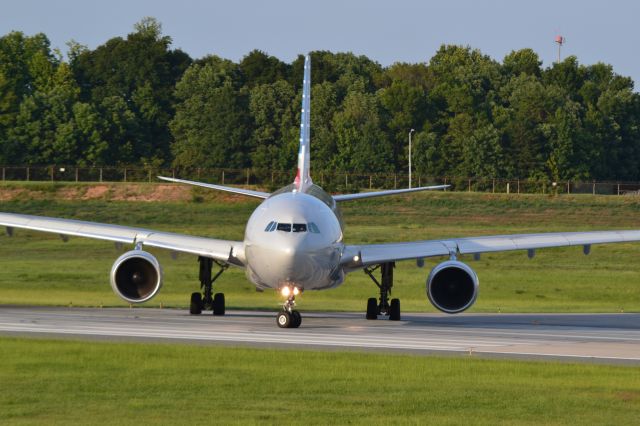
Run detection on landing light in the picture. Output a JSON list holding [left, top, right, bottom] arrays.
[[280, 286, 300, 297], [353, 255, 360, 262]]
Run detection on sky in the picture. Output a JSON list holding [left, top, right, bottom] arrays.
[[2, 0, 640, 85]]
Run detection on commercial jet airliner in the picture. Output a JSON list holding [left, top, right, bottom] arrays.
[[2, 55, 640, 328]]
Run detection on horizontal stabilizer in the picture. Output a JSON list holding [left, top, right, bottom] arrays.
[[333, 185, 449, 202], [157, 176, 270, 199]]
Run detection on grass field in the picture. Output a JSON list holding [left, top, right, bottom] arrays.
[[1, 337, 639, 425], [1, 182, 640, 313]]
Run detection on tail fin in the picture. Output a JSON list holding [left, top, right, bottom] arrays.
[[294, 54, 312, 191]]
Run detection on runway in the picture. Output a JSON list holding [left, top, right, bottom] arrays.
[[1, 306, 639, 364]]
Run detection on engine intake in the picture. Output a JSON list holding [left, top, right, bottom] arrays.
[[426, 260, 478, 314], [110, 250, 163, 303]]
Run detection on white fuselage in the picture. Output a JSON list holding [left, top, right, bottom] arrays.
[[243, 186, 345, 291]]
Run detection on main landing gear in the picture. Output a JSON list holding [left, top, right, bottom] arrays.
[[276, 286, 302, 328], [364, 262, 401, 321], [190, 256, 228, 316]]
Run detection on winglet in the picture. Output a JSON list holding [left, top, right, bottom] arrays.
[[294, 54, 312, 192]]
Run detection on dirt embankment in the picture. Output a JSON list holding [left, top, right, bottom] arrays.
[[0, 183, 251, 203]]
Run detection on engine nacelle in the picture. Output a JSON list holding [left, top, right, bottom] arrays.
[[426, 260, 479, 314], [110, 250, 163, 303]]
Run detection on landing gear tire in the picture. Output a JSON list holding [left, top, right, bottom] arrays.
[[366, 297, 378, 320], [212, 293, 225, 316], [389, 298, 401, 321], [277, 311, 292, 328], [190, 292, 202, 315], [193, 256, 228, 316], [291, 310, 302, 328]]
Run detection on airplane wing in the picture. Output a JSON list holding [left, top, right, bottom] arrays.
[[158, 176, 270, 199], [0, 212, 245, 266], [333, 185, 450, 202], [341, 230, 640, 268]]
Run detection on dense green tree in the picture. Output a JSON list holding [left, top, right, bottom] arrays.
[[240, 50, 289, 88], [379, 79, 430, 171], [0, 31, 61, 163], [412, 130, 441, 176], [498, 74, 557, 178], [309, 81, 339, 171], [71, 17, 191, 163], [503, 49, 542, 77], [249, 80, 297, 170], [6, 63, 97, 164], [428, 45, 502, 117], [332, 82, 393, 173], [543, 56, 584, 99], [170, 56, 252, 169], [1, 22, 640, 183]]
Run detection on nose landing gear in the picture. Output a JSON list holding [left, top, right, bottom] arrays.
[[277, 286, 302, 328]]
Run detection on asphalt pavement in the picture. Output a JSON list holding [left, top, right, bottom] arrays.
[[1, 306, 639, 364]]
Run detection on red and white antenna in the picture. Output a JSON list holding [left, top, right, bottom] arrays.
[[555, 35, 565, 62]]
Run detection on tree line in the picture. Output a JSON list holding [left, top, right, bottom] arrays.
[[1, 17, 639, 181]]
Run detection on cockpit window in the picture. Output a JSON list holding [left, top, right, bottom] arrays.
[[266, 221, 319, 233], [276, 223, 292, 232], [292, 223, 307, 233]]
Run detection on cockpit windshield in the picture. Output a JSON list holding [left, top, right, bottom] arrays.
[[265, 221, 320, 233], [276, 223, 292, 232]]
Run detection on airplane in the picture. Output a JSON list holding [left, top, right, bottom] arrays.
[[3, 54, 640, 328]]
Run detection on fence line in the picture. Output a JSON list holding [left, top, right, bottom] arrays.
[[1, 165, 640, 196]]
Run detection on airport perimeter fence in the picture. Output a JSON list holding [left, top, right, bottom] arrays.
[[2, 165, 640, 196]]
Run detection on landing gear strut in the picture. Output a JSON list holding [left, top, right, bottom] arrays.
[[364, 262, 400, 321], [277, 286, 302, 328], [190, 256, 227, 316]]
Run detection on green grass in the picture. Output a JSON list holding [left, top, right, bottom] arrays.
[[1, 187, 640, 312], [0, 337, 639, 425]]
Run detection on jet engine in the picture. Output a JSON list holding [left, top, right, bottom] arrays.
[[426, 260, 478, 314], [110, 250, 163, 303]]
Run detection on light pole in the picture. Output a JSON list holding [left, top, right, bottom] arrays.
[[408, 129, 415, 189]]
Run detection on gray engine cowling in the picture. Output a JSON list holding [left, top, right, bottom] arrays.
[[110, 250, 163, 303], [426, 260, 479, 314]]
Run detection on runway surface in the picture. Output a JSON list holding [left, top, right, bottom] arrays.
[[1, 306, 639, 364]]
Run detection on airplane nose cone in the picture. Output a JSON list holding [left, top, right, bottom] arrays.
[[270, 242, 316, 284], [246, 236, 340, 290]]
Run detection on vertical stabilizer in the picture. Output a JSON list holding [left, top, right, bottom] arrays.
[[294, 54, 312, 191]]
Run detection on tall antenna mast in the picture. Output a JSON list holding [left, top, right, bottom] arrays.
[[555, 35, 565, 62]]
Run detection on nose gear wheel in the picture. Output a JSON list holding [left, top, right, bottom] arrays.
[[277, 287, 302, 328]]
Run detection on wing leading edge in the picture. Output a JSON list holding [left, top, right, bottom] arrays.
[[0, 212, 245, 266], [342, 230, 640, 268]]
